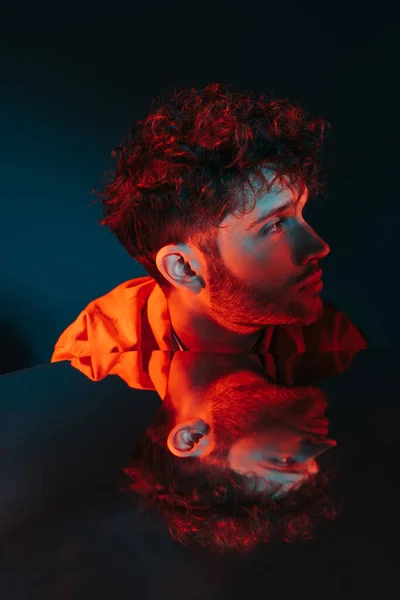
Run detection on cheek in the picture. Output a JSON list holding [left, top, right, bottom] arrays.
[[236, 255, 290, 284], [220, 235, 294, 285], [218, 234, 258, 275], [252, 244, 294, 279]]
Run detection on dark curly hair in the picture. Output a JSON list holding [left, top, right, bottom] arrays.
[[121, 385, 338, 554], [92, 82, 330, 292]]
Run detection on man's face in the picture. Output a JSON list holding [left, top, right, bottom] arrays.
[[202, 173, 330, 330], [166, 355, 336, 499], [208, 376, 336, 498]]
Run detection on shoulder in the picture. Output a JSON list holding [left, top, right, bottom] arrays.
[[303, 298, 369, 353], [50, 276, 156, 361]]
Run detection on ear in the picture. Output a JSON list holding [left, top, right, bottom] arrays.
[[167, 418, 215, 458], [155, 245, 204, 294]]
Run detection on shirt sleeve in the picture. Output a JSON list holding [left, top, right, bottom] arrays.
[[50, 311, 92, 362]]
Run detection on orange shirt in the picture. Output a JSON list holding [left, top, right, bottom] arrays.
[[50, 275, 368, 363]]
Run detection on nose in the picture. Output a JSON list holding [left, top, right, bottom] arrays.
[[298, 438, 337, 461], [269, 470, 308, 499], [295, 222, 330, 265]]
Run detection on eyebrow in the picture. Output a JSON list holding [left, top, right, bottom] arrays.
[[246, 192, 309, 232]]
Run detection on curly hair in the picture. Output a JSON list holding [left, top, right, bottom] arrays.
[[92, 82, 330, 292], [120, 400, 338, 554]]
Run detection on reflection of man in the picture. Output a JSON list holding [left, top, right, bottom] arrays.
[[50, 83, 368, 361], [123, 353, 337, 552]]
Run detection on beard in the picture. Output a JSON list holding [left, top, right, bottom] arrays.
[[205, 253, 324, 335], [208, 373, 329, 455]]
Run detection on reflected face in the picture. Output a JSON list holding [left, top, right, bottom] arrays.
[[206, 375, 336, 498], [202, 173, 330, 331], [166, 355, 336, 500], [227, 428, 331, 499]]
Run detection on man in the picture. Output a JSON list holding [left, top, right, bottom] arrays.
[[159, 352, 337, 499], [154, 170, 330, 353], [123, 351, 338, 551], [50, 82, 368, 361]]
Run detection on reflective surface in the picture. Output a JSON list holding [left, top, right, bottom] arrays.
[[1, 348, 400, 598]]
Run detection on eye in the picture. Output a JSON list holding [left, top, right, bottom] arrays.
[[261, 218, 286, 236], [270, 456, 294, 466]]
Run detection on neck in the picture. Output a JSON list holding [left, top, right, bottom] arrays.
[[167, 294, 264, 352]]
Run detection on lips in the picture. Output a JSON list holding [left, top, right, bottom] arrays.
[[298, 269, 322, 289]]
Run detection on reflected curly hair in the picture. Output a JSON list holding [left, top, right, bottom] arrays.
[[93, 82, 330, 292], [121, 400, 338, 555]]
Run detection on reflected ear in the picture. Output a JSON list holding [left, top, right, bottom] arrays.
[[167, 418, 215, 458]]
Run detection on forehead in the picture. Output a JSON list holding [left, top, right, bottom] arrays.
[[226, 168, 306, 226], [247, 166, 300, 196]]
